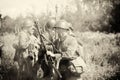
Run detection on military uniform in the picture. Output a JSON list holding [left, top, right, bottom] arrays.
[[13, 19, 40, 77], [42, 18, 58, 54], [55, 33, 86, 69], [53, 20, 86, 79]]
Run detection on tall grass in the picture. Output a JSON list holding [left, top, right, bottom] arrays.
[[76, 32, 120, 80], [1, 33, 16, 67]]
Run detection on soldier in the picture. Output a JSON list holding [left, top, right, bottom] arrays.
[[53, 20, 86, 80], [43, 18, 63, 66], [43, 18, 57, 55], [44, 18, 56, 42], [39, 18, 65, 79], [13, 18, 40, 80]]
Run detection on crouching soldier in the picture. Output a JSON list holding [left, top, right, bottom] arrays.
[[53, 20, 86, 80]]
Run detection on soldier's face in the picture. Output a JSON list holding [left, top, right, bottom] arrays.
[[56, 28, 68, 38]]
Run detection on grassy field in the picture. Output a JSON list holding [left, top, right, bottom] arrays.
[[0, 32, 120, 80], [76, 32, 120, 80]]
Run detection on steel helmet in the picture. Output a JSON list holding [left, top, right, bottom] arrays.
[[45, 18, 56, 30], [22, 18, 35, 29], [54, 20, 69, 30]]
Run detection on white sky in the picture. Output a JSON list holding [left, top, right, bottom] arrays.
[[0, 0, 76, 18]]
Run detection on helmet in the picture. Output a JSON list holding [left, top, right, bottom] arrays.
[[54, 20, 69, 30], [45, 18, 56, 30], [22, 18, 35, 29]]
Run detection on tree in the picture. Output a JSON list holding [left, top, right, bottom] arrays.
[[61, 0, 114, 32]]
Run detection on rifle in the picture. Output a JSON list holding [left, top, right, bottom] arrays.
[[33, 20, 62, 79]]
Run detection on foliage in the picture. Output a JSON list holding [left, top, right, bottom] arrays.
[[110, 0, 120, 32], [61, 0, 114, 32], [0, 16, 15, 33], [0, 0, 119, 33]]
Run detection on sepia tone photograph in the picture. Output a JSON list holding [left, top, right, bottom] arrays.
[[0, 0, 120, 80]]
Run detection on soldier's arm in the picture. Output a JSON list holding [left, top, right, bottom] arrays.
[[30, 35, 41, 49], [42, 33, 53, 51], [65, 37, 78, 58], [12, 36, 19, 49]]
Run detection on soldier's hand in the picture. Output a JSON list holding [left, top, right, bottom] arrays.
[[46, 51, 55, 57], [54, 53, 62, 59]]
